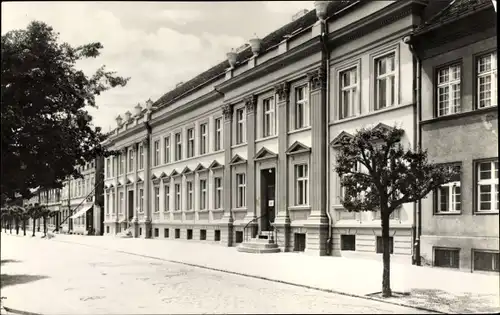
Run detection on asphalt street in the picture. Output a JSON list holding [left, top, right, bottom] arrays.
[[1, 234, 431, 314]]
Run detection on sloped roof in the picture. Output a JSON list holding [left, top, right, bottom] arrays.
[[151, 1, 356, 111], [412, 0, 493, 36]]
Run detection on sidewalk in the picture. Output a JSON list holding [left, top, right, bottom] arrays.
[[4, 232, 500, 314]]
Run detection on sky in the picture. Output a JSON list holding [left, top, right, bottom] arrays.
[[2, 1, 315, 132]]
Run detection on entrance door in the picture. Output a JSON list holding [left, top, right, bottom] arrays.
[[260, 168, 276, 231], [128, 191, 134, 221]]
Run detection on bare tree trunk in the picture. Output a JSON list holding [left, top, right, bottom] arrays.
[[43, 216, 47, 237], [15, 218, 19, 235], [381, 212, 392, 297], [23, 219, 26, 236], [9, 219, 12, 234], [32, 218, 36, 236], [37, 218, 40, 232]]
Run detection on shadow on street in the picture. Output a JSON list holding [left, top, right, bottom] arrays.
[[0, 259, 22, 265], [0, 274, 48, 289]]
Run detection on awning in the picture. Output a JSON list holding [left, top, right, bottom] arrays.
[[70, 203, 94, 219]]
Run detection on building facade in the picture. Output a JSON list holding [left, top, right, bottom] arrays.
[[102, 0, 498, 270], [408, 0, 499, 273]]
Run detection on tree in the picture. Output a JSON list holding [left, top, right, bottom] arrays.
[[20, 207, 31, 236], [335, 124, 458, 297], [28, 204, 43, 237], [1, 21, 128, 202]]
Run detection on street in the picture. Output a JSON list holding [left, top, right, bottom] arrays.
[[0, 234, 430, 314]]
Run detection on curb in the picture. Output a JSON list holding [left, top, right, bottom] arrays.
[[52, 238, 444, 314], [2, 306, 42, 315]]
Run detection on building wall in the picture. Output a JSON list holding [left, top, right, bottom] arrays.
[[419, 32, 498, 272]]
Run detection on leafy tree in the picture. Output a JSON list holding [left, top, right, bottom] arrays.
[[1, 21, 128, 202], [335, 124, 458, 297], [28, 204, 44, 237]]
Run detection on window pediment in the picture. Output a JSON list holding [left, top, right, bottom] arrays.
[[194, 163, 208, 172], [208, 160, 224, 169], [254, 147, 277, 161], [330, 131, 354, 148], [286, 141, 311, 155], [229, 154, 247, 165], [159, 172, 168, 178], [181, 166, 193, 175], [170, 169, 180, 177]]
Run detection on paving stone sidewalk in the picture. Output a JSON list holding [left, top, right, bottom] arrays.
[[4, 232, 500, 314]]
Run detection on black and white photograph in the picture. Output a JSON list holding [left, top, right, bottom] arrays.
[[1, 1, 499, 314]]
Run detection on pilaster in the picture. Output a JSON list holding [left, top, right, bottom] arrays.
[[133, 142, 139, 237], [142, 137, 152, 239], [274, 81, 291, 251], [245, 95, 257, 224], [306, 23, 329, 255], [123, 147, 128, 227], [221, 103, 234, 246]]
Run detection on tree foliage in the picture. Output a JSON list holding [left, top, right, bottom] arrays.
[[335, 124, 458, 297], [1, 21, 128, 201]]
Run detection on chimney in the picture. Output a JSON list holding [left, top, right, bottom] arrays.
[[292, 9, 309, 21]]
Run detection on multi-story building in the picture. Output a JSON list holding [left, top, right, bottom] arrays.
[[407, 0, 498, 273]]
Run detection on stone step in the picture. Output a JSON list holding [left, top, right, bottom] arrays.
[[237, 245, 281, 254], [239, 242, 279, 249]]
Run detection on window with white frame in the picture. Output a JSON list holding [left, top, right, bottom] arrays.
[[473, 250, 500, 272], [214, 177, 223, 209], [153, 140, 160, 166], [119, 191, 124, 214], [106, 191, 110, 214], [164, 136, 170, 164], [112, 156, 117, 177], [186, 181, 193, 210], [138, 188, 144, 212], [200, 179, 207, 210], [120, 154, 125, 175], [214, 118, 222, 151], [263, 97, 275, 137], [295, 85, 309, 129], [295, 164, 309, 206], [175, 133, 182, 161], [164, 184, 170, 212], [106, 158, 111, 178], [128, 148, 134, 172], [434, 248, 459, 268], [187, 128, 195, 158], [200, 123, 208, 155], [174, 183, 181, 211], [138, 144, 144, 170], [339, 67, 358, 119], [154, 186, 160, 213], [236, 173, 246, 208], [236, 108, 245, 144], [437, 64, 461, 117], [436, 165, 461, 213], [477, 160, 499, 212], [477, 52, 498, 109], [111, 193, 115, 214], [375, 53, 396, 110]]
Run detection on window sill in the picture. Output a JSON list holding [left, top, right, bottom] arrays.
[[288, 126, 311, 135], [184, 210, 195, 214], [434, 211, 462, 216], [198, 210, 209, 213], [231, 142, 247, 149], [232, 208, 248, 212], [474, 210, 499, 215], [421, 105, 498, 125], [211, 209, 224, 213], [256, 135, 278, 143], [289, 206, 311, 211], [330, 103, 414, 126]]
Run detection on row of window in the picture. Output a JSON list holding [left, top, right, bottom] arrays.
[[436, 52, 497, 117], [340, 235, 394, 254], [436, 160, 498, 213], [61, 176, 96, 200]]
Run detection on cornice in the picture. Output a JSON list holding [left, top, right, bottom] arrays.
[[215, 37, 321, 93]]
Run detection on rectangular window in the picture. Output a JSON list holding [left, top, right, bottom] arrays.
[[339, 67, 358, 119], [175, 133, 182, 161], [200, 229, 207, 240], [113, 156, 117, 177], [434, 248, 459, 268], [186, 181, 193, 210], [106, 158, 111, 178], [163, 136, 170, 164], [295, 164, 309, 206], [436, 164, 461, 213], [119, 191, 124, 214], [263, 97, 275, 137], [341, 235, 356, 251], [111, 193, 115, 214], [214, 118, 222, 151], [154, 186, 160, 213], [153, 140, 160, 167], [174, 183, 181, 211], [106, 192, 110, 214], [127, 148, 134, 172], [164, 228, 169, 238], [477, 160, 499, 212], [200, 179, 207, 210], [164, 184, 170, 212], [473, 250, 499, 272], [375, 53, 396, 110], [120, 154, 125, 175], [214, 230, 221, 241], [236, 108, 245, 144], [138, 144, 144, 170], [236, 173, 246, 208], [477, 52, 498, 109], [295, 85, 309, 129], [437, 64, 461, 116], [214, 177, 223, 209], [200, 123, 208, 155], [376, 236, 394, 254], [175, 228, 180, 239], [139, 188, 144, 213], [187, 128, 195, 158]]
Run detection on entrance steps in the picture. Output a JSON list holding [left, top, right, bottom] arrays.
[[237, 232, 280, 254]]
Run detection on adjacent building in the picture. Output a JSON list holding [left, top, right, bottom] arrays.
[[408, 0, 498, 272], [100, 0, 498, 271]]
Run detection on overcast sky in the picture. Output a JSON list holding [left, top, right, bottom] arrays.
[[2, 1, 314, 132]]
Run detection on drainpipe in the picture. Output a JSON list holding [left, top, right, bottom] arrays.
[[404, 35, 422, 266]]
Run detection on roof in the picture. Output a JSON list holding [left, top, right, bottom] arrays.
[[412, 0, 493, 36], [151, 1, 357, 111]]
